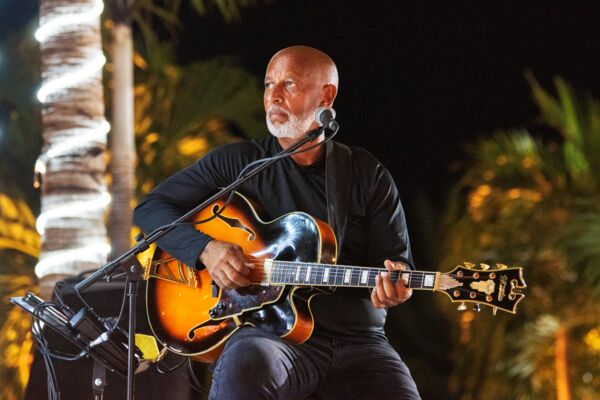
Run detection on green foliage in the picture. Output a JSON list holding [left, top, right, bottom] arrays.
[[441, 77, 600, 399], [134, 45, 265, 194], [0, 251, 37, 400]]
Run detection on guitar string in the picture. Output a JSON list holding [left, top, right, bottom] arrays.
[[238, 260, 479, 281], [243, 257, 500, 278]]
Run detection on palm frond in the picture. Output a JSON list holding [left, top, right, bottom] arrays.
[[562, 204, 600, 296], [441, 77, 600, 399], [133, 50, 264, 194], [527, 73, 597, 191], [0, 273, 36, 400]]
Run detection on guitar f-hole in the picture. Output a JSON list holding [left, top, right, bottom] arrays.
[[212, 205, 256, 241]]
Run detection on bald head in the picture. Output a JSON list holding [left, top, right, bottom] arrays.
[[264, 46, 339, 139], [268, 46, 339, 90]]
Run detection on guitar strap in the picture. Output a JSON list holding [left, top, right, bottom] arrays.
[[325, 140, 353, 255]]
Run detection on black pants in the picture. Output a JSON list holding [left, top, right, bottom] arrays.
[[209, 327, 421, 400]]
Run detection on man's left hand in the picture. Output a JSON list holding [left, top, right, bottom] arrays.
[[371, 260, 413, 308]]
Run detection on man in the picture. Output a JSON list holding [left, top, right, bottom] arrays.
[[134, 46, 421, 400]]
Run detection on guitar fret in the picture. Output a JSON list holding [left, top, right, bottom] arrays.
[[353, 268, 361, 286], [279, 265, 284, 283], [315, 264, 323, 284]]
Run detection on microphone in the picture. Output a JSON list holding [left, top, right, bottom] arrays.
[[304, 107, 339, 140], [314, 107, 336, 127]]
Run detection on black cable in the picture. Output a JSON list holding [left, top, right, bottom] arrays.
[[155, 356, 207, 394], [53, 281, 103, 322], [32, 302, 84, 361], [187, 359, 207, 393], [31, 303, 62, 400], [53, 275, 129, 338], [100, 277, 129, 337], [155, 356, 187, 373]]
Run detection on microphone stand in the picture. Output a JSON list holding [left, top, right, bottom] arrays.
[[73, 124, 335, 400]]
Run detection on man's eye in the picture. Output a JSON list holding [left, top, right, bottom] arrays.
[[264, 82, 272, 89], [284, 81, 295, 87]]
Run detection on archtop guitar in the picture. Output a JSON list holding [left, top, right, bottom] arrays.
[[144, 192, 526, 362]]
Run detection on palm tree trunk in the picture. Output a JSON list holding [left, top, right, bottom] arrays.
[[36, 0, 109, 297], [108, 21, 135, 257], [555, 327, 571, 400]]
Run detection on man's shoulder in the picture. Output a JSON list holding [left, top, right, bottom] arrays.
[[201, 136, 271, 163], [334, 143, 383, 170]]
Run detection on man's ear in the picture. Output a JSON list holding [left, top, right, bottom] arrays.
[[320, 84, 337, 107]]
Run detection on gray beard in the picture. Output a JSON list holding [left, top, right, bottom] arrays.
[[266, 109, 314, 139]]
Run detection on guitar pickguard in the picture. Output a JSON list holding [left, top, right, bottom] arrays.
[[209, 285, 284, 319]]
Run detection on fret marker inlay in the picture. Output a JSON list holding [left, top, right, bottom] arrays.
[[344, 269, 351, 284], [424, 274, 435, 288], [323, 268, 330, 283], [305, 266, 312, 282], [360, 270, 368, 284], [295, 266, 300, 282], [401, 273, 410, 286]]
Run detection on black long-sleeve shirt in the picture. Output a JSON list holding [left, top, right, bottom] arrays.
[[134, 135, 413, 338]]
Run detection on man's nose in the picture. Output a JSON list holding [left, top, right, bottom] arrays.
[[268, 83, 283, 104]]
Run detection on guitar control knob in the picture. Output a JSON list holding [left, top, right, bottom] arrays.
[[208, 308, 217, 318], [473, 303, 481, 312], [457, 302, 467, 311]]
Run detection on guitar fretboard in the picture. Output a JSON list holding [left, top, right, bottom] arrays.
[[266, 260, 438, 290]]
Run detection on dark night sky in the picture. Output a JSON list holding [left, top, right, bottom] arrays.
[[176, 1, 600, 205]]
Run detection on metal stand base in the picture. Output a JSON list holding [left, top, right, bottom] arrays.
[[92, 359, 107, 400]]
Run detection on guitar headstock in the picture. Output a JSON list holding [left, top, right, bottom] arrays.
[[437, 263, 527, 315]]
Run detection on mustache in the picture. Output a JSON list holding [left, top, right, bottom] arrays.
[[267, 105, 289, 115]]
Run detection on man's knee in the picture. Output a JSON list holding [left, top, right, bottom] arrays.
[[210, 329, 292, 398], [221, 331, 283, 375]]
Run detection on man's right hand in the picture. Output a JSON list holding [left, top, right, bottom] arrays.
[[199, 240, 252, 289]]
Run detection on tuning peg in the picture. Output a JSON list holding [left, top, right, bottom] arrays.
[[457, 302, 467, 311], [496, 263, 508, 270], [480, 263, 490, 270], [463, 262, 476, 269], [492, 307, 498, 316], [473, 302, 481, 312]]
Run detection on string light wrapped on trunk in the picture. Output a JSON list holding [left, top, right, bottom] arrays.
[[34, 0, 110, 278]]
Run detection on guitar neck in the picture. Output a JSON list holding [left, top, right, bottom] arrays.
[[265, 259, 439, 291]]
